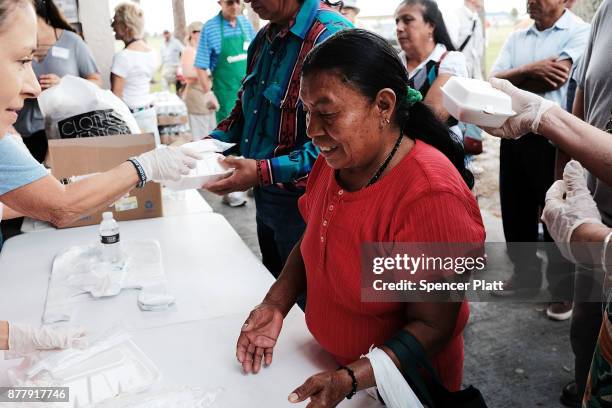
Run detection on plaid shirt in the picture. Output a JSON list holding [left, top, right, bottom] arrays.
[[210, 0, 351, 190]]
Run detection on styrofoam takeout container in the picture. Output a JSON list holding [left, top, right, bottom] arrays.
[[163, 152, 233, 190], [441, 77, 516, 128], [10, 333, 160, 408], [55, 340, 160, 407]]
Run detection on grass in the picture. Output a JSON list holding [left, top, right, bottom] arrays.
[[485, 25, 514, 77], [147, 36, 165, 93]]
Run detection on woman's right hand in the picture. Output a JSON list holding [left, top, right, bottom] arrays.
[[484, 78, 557, 139], [236, 304, 284, 374], [134, 146, 201, 182], [6, 322, 87, 353]]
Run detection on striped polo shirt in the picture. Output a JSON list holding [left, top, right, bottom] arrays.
[[194, 13, 256, 72]]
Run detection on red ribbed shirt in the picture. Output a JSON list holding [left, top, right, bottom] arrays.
[[298, 140, 485, 390]]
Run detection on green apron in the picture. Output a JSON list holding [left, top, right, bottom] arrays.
[[213, 13, 249, 123]]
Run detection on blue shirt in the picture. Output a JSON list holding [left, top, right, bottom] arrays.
[[0, 135, 48, 195], [491, 9, 590, 106], [195, 14, 256, 72], [211, 0, 352, 189]]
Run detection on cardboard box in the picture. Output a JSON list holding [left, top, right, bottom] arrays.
[[47, 133, 163, 228], [157, 115, 188, 126]]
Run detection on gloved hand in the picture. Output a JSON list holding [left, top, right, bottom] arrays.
[[542, 160, 603, 262], [8, 323, 87, 354], [483, 78, 558, 139], [135, 146, 201, 182]]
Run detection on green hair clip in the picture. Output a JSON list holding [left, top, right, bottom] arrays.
[[406, 87, 423, 106]]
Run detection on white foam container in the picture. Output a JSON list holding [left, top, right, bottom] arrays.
[[163, 152, 233, 190], [441, 77, 516, 128], [57, 340, 160, 407], [10, 336, 160, 408], [182, 139, 235, 154]]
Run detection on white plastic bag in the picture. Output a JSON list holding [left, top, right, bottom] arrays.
[[38, 75, 140, 139]]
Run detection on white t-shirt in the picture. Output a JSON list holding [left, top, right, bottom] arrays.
[[445, 6, 485, 79], [111, 49, 158, 109], [160, 37, 184, 66]]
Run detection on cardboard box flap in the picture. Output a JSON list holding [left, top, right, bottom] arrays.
[[48, 133, 155, 178]]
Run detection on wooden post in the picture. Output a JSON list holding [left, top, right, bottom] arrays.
[[79, 0, 115, 89], [172, 0, 187, 43]]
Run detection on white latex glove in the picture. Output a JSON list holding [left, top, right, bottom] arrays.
[[8, 323, 87, 353], [542, 160, 603, 262], [483, 78, 557, 139], [135, 146, 201, 182]]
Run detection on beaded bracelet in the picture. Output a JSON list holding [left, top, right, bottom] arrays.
[[602, 231, 612, 275], [337, 365, 358, 400], [127, 158, 147, 188]]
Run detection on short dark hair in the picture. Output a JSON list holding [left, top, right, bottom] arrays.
[[398, 0, 455, 51], [302, 29, 472, 188]]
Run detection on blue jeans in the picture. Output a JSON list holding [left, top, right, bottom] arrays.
[[254, 186, 306, 279]]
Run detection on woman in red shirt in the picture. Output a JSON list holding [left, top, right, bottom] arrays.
[[236, 29, 485, 407]]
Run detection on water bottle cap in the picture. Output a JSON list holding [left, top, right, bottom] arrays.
[[102, 212, 114, 220]]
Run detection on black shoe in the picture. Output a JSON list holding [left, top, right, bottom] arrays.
[[560, 381, 580, 408]]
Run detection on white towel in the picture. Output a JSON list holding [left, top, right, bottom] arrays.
[[364, 347, 425, 408]]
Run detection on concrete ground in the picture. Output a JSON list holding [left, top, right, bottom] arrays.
[[201, 187, 574, 408]]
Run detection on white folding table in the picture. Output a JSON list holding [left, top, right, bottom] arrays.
[[0, 212, 379, 407]]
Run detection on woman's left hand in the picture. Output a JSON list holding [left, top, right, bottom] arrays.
[[288, 370, 353, 407], [39, 74, 61, 90], [542, 160, 603, 262]]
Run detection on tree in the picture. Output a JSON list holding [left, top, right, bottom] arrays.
[[172, 0, 186, 43], [510, 8, 518, 21]]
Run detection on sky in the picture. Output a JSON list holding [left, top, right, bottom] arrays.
[[108, 0, 527, 34]]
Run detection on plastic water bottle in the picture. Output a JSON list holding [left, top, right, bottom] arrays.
[[100, 212, 121, 263]]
